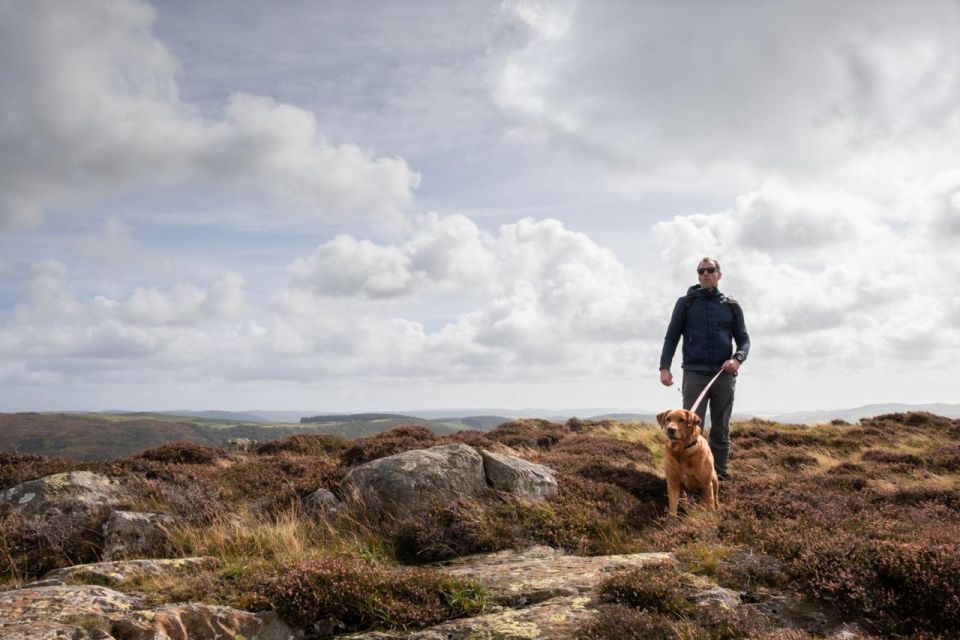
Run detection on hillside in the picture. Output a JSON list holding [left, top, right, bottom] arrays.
[[0, 412, 462, 461], [771, 402, 960, 423], [1, 412, 957, 638]]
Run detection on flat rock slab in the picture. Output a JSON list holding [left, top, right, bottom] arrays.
[[346, 595, 595, 640], [439, 545, 675, 606], [40, 557, 220, 588], [0, 581, 301, 640], [0, 584, 142, 639]]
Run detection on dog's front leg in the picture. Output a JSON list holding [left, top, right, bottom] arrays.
[[667, 480, 681, 516]]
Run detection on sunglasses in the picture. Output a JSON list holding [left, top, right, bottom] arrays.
[[696, 267, 717, 275]]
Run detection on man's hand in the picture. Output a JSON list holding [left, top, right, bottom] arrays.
[[721, 359, 741, 373], [660, 368, 673, 386]]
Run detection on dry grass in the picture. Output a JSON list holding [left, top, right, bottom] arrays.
[[3, 412, 958, 638]]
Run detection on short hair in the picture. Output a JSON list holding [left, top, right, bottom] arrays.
[[698, 257, 721, 271]]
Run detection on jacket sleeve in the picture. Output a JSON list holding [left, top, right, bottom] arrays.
[[659, 297, 686, 370], [732, 303, 750, 362]]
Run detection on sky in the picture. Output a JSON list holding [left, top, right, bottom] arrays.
[[1, 0, 959, 414]]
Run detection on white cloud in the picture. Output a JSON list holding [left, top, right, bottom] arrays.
[[494, 1, 960, 193], [652, 180, 959, 369], [0, 0, 419, 229]]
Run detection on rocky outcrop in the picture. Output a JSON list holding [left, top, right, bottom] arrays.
[[304, 488, 341, 517], [112, 604, 297, 640], [1, 471, 128, 520], [0, 544, 873, 640], [101, 511, 177, 561], [342, 546, 870, 640], [339, 444, 489, 519], [337, 444, 559, 520], [0, 581, 300, 640], [1, 471, 132, 571], [440, 546, 673, 606], [41, 557, 218, 588], [226, 437, 253, 452], [480, 451, 557, 500], [0, 584, 143, 640]]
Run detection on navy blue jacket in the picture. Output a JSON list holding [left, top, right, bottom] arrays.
[[659, 285, 750, 373]]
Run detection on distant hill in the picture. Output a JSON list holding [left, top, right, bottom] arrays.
[[770, 403, 960, 424], [105, 409, 272, 423], [0, 412, 461, 461], [458, 415, 511, 430]]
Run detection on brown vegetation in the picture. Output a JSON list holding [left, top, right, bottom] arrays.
[[2, 411, 958, 638]]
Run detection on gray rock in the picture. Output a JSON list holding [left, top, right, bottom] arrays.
[[304, 488, 341, 517], [41, 557, 218, 588], [0, 584, 142, 639], [226, 437, 253, 452], [481, 450, 557, 500], [112, 603, 300, 640], [441, 546, 675, 607], [1, 472, 130, 561], [0, 583, 302, 640], [691, 585, 741, 610], [101, 511, 177, 561], [339, 444, 489, 519], [1, 471, 128, 519]]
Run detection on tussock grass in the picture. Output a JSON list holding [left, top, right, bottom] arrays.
[[3, 411, 958, 638]]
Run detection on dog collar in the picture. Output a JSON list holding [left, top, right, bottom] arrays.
[[684, 438, 699, 450]]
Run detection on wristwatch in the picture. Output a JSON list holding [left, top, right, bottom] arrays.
[[732, 353, 745, 363]]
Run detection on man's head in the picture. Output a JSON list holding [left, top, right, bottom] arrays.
[[696, 257, 721, 290]]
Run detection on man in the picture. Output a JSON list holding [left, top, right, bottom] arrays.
[[659, 257, 750, 481]]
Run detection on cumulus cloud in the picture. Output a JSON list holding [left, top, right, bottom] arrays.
[[1, 216, 670, 390], [651, 181, 960, 368], [281, 215, 666, 374], [494, 0, 960, 192], [0, 0, 418, 229]]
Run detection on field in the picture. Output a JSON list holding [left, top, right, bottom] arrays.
[[1, 412, 957, 638]]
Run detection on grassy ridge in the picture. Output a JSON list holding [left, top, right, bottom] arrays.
[[1, 412, 957, 638], [0, 412, 465, 461]]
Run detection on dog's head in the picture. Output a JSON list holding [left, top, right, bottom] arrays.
[[656, 409, 702, 448]]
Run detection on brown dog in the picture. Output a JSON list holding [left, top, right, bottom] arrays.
[[657, 409, 719, 516]]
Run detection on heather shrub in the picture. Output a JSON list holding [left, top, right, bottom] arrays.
[[715, 551, 788, 592], [255, 434, 348, 457], [861, 449, 924, 467], [775, 451, 820, 470], [0, 509, 103, 580], [340, 426, 438, 467], [485, 419, 568, 450], [122, 468, 225, 526], [819, 462, 871, 491], [597, 563, 694, 618], [135, 441, 221, 465], [544, 433, 658, 468], [258, 555, 484, 637], [392, 473, 649, 563], [867, 411, 952, 429], [439, 429, 500, 451], [887, 487, 960, 510], [797, 538, 960, 636], [217, 455, 344, 513], [0, 452, 82, 490], [391, 498, 500, 564], [575, 462, 667, 505], [577, 605, 705, 640], [926, 443, 960, 472]]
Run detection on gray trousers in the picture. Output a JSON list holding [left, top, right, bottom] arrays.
[[682, 370, 737, 479]]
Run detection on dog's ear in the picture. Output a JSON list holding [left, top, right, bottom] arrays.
[[656, 410, 670, 428], [685, 410, 702, 428]]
